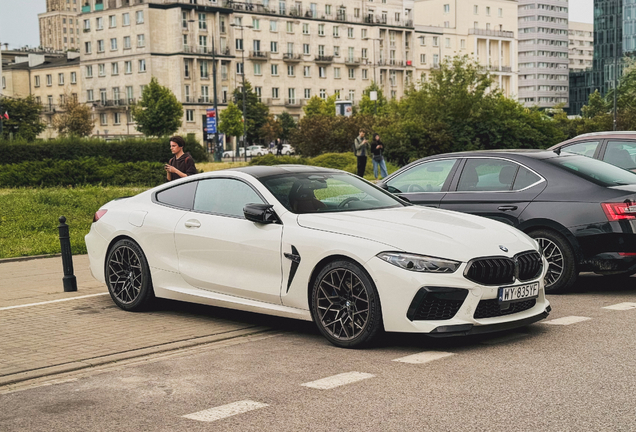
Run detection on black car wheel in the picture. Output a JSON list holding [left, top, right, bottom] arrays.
[[528, 229, 577, 293], [311, 260, 383, 348], [105, 239, 154, 311]]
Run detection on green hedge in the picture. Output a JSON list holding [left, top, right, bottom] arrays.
[[0, 158, 166, 187], [0, 136, 208, 165], [248, 154, 308, 166]]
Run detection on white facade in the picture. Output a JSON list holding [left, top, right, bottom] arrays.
[[569, 21, 593, 73]]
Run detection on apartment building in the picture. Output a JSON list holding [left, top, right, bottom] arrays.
[[39, 0, 82, 51], [517, 0, 569, 108], [2, 52, 81, 138], [569, 21, 593, 73], [413, 0, 519, 98]]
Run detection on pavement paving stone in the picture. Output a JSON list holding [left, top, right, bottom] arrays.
[[0, 254, 271, 386]]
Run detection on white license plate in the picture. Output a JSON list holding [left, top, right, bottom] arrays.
[[498, 282, 539, 303]]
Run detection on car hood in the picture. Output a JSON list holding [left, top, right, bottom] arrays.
[[297, 206, 537, 262]]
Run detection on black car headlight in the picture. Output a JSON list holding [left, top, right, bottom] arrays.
[[377, 252, 461, 273]]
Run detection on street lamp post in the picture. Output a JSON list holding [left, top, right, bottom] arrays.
[[230, 23, 253, 162]]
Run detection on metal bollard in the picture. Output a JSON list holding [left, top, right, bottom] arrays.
[[58, 216, 77, 292]]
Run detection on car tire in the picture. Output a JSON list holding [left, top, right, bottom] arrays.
[[310, 260, 383, 348], [527, 229, 577, 293], [105, 239, 154, 311]]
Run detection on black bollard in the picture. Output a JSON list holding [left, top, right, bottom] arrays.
[[58, 216, 77, 292]]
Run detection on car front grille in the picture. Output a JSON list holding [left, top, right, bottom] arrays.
[[407, 287, 469, 321], [516, 251, 543, 281], [464, 251, 543, 286], [474, 298, 537, 319]]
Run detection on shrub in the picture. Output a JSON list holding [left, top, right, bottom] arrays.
[[0, 137, 208, 165], [249, 154, 307, 166], [0, 157, 166, 187], [309, 153, 357, 170]]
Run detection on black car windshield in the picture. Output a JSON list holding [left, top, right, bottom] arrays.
[[259, 172, 406, 214], [546, 154, 636, 187]]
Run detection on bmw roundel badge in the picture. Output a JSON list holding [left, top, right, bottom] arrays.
[[499, 245, 509, 252]]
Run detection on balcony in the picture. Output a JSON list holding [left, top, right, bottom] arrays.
[[95, 0, 104, 11], [469, 28, 515, 39], [42, 104, 57, 114], [82, 4, 90, 12], [315, 55, 334, 64], [198, 97, 210, 103], [197, 46, 209, 54], [344, 57, 362, 66], [283, 53, 302, 62], [250, 51, 270, 61], [377, 59, 406, 68], [285, 99, 302, 107]]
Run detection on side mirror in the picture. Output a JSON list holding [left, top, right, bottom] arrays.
[[244, 203, 280, 224]]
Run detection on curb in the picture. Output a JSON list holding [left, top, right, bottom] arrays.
[[0, 253, 62, 264], [0, 326, 271, 388]]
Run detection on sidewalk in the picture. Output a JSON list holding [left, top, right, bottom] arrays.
[[0, 255, 269, 387]]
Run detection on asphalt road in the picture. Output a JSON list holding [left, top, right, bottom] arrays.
[[2, 274, 636, 432]]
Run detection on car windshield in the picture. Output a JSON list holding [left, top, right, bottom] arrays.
[[546, 154, 636, 187], [259, 172, 405, 214]]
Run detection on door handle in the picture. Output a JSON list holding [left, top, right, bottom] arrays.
[[497, 205, 518, 212], [184, 219, 201, 228]]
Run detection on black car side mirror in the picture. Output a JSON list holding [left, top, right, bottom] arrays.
[[244, 203, 280, 224]]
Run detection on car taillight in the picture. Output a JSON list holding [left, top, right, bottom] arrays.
[[93, 209, 108, 223], [601, 202, 636, 221]]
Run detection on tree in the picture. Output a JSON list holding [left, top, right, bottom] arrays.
[[232, 80, 269, 144], [302, 95, 337, 117], [358, 82, 390, 116], [131, 77, 183, 137], [52, 93, 95, 137], [292, 114, 375, 157], [219, 102, 244, 153], [277, 111, 297, 142], [0, 96, 46, 140], [259, 114, 282, 144]]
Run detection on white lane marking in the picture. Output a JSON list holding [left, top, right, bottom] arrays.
[[182, 400, 269, 422], [0, 293, 109, 311], [544, 316, 592, 325], [392, 351, 454, 364], [301, 372, 374, 390], [603, 302, 636, 311]]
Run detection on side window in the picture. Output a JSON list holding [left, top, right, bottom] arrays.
[[456, 159, 520, 192], [513, 166, 541, 190], [193, 178, 265, 217], [386, 159, 457, 193], [561, 141, 600, 158], [603, 141, 636, 170], [155, 181, 197, 209]]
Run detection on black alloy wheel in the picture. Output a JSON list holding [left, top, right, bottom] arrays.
[[528, 229, 577, 293], [105, 239, 154, 311], [311, 260, 382, 348]]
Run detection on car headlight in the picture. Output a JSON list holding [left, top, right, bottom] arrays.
[[377, 252, 461, 273]]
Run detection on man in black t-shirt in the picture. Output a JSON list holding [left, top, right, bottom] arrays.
[[165, 136, 197, 181]]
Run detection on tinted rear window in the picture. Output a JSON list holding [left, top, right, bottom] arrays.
[[546, 155, 636, 187], [155, 181, 197, 209]]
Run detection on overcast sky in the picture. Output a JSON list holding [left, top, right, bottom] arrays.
[[0, 0, 595, 50]]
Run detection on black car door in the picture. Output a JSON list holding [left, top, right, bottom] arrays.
[[382, 158, 460, 207], [440, 157, 546, 227]]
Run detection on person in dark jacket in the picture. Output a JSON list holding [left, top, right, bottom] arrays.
[[353, 129, 370, 177], [165, 135, 197, 181], [276, 138, 283, 156], [370, 133, 388, 180]]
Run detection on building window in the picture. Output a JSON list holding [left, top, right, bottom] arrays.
[[319, 89, 326, 99], [303, 66, 311, 77], [286, 21, 294, 33], [254, 63, 262, 75], [444, 4, 450, 13], [109, 15, 116, 27], [333, 26, 339, 37], [100, 113, 108, 125], [114, 112, 121, 125], [97, 40, 105, 52], [348, 68, 355, 79], [96, 17, 103, 30], [235, 38, 243, 50], [112, 62, 119, 75], [110, 38, 117, 50], [349, 90, 355, 101], [303, 23, 309, 34], [272, 87, 279, 98], [362, 69, 368, 79], [85, 66, 93, 78], [123, 12, 130, 26], [287, 65, 295, 76], [420, 53, 426, 64], [236, 62, 244, 74], [270, 20, 277, 32], [87, 89, 94, 101], [319, 67, 326, 78], [139, 59, 146, 72], [271, 41, 278, 53], [186, 109, 194, 122], [303, 43, 310, 55], [198, 13, 207, 30], [288, 88, 296, 104], [125, 61, 132, 74], [83, 19, 90, 30], [200, 86, 209, 102], [348, 27, 354, 38], [433, 37, 439, 47], [445, 38, 451, 48], [98, 64, 105, 76], [35, 76, 41, 87], [318, 24, 324, 36], [137, 34, 145, 47], [85, 41, 92, 54], [361, 28, 367, 38], [126, 86, 133, 103], [498, 8, 502, 17], [334, 67, 341, 79], [254, 86, 262, 101], [304, 88, 311, 99], [136, 10, 144, 24], [474, 5, 478, 14], [271, 64, 278, 75]]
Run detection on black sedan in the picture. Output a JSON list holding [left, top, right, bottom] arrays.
[[379, 150, 636, 293]]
